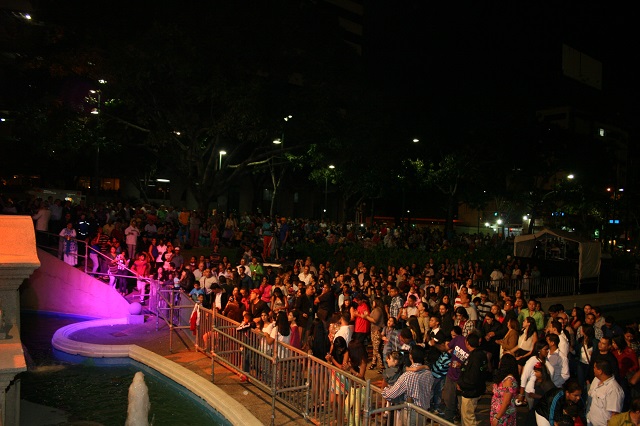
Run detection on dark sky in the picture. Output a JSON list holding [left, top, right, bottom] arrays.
[[363, 2, 637, 134]]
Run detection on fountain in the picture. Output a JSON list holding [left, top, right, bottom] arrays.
[[126, 371, 150, 426]]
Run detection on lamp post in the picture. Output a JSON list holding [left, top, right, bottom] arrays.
[[219, 150, 227, 170], [89, 89, 101, 198], [273, 115, 291, 149], [324, 165, 335, 220]]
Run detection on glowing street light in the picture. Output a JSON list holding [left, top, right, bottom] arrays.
[[219, 150, 227, 170], [567, 174, 574, 180], [324, 165, 336, 219]]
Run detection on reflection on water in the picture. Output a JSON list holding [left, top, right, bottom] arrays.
[[20, 313, 228, 426]]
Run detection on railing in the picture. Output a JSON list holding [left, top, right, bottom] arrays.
[[194, 308, 455, 426], [35, 229, 153, 296], [440, 276, 577, 300]]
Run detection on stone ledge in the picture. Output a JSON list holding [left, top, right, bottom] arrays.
[[51, 318, 262, 426]]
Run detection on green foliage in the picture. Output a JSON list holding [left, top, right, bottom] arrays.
[[292, 240, 512, 273]]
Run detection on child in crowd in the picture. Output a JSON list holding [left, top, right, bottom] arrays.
[[383, 351, 405, 404], [189, 282, 206, 302]]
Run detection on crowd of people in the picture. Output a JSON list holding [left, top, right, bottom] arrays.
[[182, 249, 640, 426], [15, 196, 640, 425]]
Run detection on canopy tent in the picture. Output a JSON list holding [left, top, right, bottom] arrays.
[[513, 229, 601, 281]]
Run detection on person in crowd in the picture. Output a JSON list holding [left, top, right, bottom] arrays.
[[534, 378, 584, 426], [508, 316, 538, 372], [586, 359, 624, 426], [249, 288, 270, 323], [457, 332, 489, 426], [489, 353, 519, 426], [351, 293, 371, 345], [524, 359, 556, 415], [344, 339, 368, 426], [517, 340, 555, 409], [222, 294, 243, 322], [439, 302, 454, 337], [115, 251, 129, 296], [124, 220, 140, 260], [363, 297, 386, 372], [608, 396, 640, 426], [270, 287, 288, 314], [546, 333, 571, 388], [587, 336, 620, 387], [442, 322, 470, 422], [612, 334, 639, 410], [382, 345, 434, 417], [518, 299, 545, 332], [481, 311, 502, 371], [325, 336, 349, 420], [429, 330, 452, 416], [454, 306, 475, 338], [381, 316, 401, 371], [59, 221, 78, 266], [576, 324, 595, 393], [497, 318, 519, 360], [288, 311, 301, 349], [132, 252, 150, 304]]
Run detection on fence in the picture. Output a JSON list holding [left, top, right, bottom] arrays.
[[191, 307, 455, 426], [439, 276, 578, 301], [35, 229, 155, 297]]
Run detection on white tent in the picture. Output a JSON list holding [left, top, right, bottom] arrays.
[[513, 228, 601, 281]]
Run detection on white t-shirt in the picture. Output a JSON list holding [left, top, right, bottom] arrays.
[[334, 325, 353, 346]]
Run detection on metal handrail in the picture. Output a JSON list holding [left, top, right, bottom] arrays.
[[35, 229, 150, 282], [192, 307, 455, 426]]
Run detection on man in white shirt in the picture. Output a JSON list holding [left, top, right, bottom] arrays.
[[199, 268, 218, 294], [237, 258, 251, 277], [548, 320, 570, 358], [298, 265, 314, 286], [546, 333, 570, 388], [587, 358, 624, 426], [333, 312, 353, 346]]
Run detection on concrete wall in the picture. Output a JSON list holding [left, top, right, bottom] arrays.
[[20, 249, 130, 319]]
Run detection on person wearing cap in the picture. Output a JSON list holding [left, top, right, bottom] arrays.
[[352, 292, 371, 345], [249, 288, 269, 323]]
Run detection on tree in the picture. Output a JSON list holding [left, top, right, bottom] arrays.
[[12, 1, 366, 211]]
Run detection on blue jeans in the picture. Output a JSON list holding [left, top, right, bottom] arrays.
[[431, 376, 445, 411]]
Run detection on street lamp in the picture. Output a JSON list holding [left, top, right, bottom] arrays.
[[324, 165, 335, 219], [219, 150, 227, 170], [88, 89, 102, 198], [273, 115, 291, 148]]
